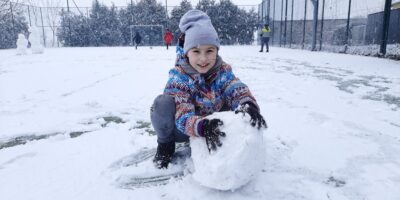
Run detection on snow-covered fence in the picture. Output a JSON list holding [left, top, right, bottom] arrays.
[[0, 2, 63, 48], [258, 0, 400, 59], [2, 0, 260, 48]]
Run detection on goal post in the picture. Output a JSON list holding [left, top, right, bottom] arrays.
[[129, 25, 164, 47]]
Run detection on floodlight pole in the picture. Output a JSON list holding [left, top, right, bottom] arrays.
[[165, 0, 168, 28], [302, 0, 307, 49], [319, 0, 325, 51], [380, 0, 392, 56], [344, 0, 352, 53], [283, 0, 288, 46], [10, 1, 15, 39]]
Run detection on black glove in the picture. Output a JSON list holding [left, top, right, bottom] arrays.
[[235, 103, 267, 129], [201, 118, 226, 153]]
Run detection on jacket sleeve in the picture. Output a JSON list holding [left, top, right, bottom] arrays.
[[221, 64, 259, 111], [164, 69, 203, 137]]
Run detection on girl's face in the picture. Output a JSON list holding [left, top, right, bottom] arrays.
[[187, 44, 218, 74]]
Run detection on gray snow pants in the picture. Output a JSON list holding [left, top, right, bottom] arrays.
[[150, 94, 189, 144]]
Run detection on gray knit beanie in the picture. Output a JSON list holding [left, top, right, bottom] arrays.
[[179, 10, 220, 52]]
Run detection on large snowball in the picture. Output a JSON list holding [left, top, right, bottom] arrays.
[[190, 111, 266, 191]]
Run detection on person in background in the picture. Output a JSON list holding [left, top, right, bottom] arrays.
[[164, 29, 174, 50], [133, 31, 142, 50], [150, 10, 267, 169], [258, 24, 271, 52]]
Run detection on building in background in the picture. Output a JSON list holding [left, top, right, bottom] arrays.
[[366, 1, 400, 45], [392, 0, 400, 9]]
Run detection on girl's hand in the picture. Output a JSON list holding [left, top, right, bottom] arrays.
[[235, 103, 268, 129], [201, 118, 226, 153]]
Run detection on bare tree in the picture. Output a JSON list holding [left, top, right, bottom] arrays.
[[26, 0, 62, 47], [44, 0, 62, 47], [0, 0, 16, 17], [0, 0, 11, 13]]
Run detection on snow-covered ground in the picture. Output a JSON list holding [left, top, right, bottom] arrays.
[[0, 46, 399, 200]]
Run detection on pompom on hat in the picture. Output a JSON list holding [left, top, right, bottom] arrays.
[[179, 10, 220, 52]]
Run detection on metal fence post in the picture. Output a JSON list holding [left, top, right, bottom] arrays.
[[319, 0, 325, 51], [283, 0, 288, 46], [380, 0, 392, 56], [27, 6, 32, 27], [40, 7, 46, 47], [280, 0, 283, 47], [302, 0, 307, 49], [267, 0, 271, 24], [289, 0, 294, 47], [262, 0, 265, 24], [311, 0, 319, 51], [344, 0, 352, 53], [10, 1, 16, 39], [67, 0, 72, 45], [272, 0, 276, 45]]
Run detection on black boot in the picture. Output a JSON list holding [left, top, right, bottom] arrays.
[[153, 141, 175, 169], [259, 49, 263, 52]]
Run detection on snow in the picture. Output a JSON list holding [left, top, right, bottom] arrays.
[[191, 112, 265, 191], [0, 46, 400, 200]]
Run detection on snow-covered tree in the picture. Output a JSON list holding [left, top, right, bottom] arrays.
[[196, 0, 217, 13], [0, 2, 29, 49], [236, 8, 258, 45], [133, 0, 167, 45], [135, 0, 166, 26], [105, 4, 123, 46], [199, 0, 257, 45], [89, 1, 123, 46], [119, 2, 139, 45], [57, 10, 91, 47], [55, 0, 257, 47], [170, 0, 193, 43]]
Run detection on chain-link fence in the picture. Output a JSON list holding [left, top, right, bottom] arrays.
[[3, 0, 399, 59], [258, 0, 400, 59], [2, 1, 259, 49], [2, 2, 63, 48]]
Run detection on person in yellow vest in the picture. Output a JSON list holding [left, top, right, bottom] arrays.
[[258, 24, 271, 52]]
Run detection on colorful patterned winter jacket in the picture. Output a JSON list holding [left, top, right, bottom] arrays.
[[164, 54, 259, 137]]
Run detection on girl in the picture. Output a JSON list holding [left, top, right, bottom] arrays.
[[151, 10, 267, 169]]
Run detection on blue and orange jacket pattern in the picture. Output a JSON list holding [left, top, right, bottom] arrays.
[[164, 58, 259, 137]]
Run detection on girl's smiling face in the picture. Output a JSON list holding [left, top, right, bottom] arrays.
[[187, 44, 218, 74]]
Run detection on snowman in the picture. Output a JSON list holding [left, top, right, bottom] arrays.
[[16, 33, 28, 55], [29, 27, 44, 54]]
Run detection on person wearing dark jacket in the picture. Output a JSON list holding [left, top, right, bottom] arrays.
[[133, 32, 142, 49], [150, 10, 267, 169]]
